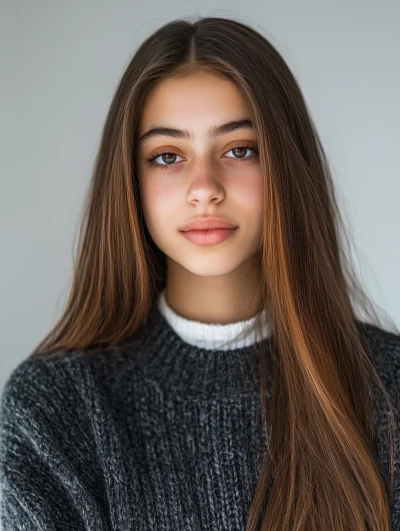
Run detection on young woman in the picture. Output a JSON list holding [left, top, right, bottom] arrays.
[[1, 16, 399, 531]]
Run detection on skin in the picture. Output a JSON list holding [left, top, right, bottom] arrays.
[[136, 70, 263, 325]]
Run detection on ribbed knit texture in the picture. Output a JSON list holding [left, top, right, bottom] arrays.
[[1, 296, 400, 530], [156, 289, 272, 349]]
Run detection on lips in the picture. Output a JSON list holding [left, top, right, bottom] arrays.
[[190, 228, 233, 232], [180, 217, 238, 232], [181, 227, 238, 246]]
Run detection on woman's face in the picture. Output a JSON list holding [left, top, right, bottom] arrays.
[[136, 70, 264, 279]]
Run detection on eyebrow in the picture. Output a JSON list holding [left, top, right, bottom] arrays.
[[137, 118, 255, 145]]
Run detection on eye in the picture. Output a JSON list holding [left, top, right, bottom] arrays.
[[146, 143, 259, 170], [224, 146, 256, 159], [149, 152, 185, 167]]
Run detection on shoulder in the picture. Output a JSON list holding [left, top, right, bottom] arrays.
[[355, 320, 400, 441], [0, 352, 107, 489], [356, 322, 400, 525], [0, 343, 134, 438], [0, 346, 114, 462], [356, 320, 400, 390], [1, 352, 85, 417], [0, 351, 115, 529], [0, 353, 86, 461]]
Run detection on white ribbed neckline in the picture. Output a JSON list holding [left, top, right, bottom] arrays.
[[157, 289, 271, 351]]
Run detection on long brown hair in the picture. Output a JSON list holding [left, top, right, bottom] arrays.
[[32, 16, 399, 530]]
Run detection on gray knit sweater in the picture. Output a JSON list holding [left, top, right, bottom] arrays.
[[1, 295, 400, 530]]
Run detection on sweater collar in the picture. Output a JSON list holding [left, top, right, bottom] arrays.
[[156, 289, 271, 351]]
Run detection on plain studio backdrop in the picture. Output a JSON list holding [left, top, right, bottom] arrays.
[[0, 0, 399, 393]]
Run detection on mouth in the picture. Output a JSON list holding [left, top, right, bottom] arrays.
[[181, 226, 238, 232], [180, 227, 238, 246]]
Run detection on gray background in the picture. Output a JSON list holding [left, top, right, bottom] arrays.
[[0, 0, 399, 393]]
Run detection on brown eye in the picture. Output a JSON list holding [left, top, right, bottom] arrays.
[[148, 152, 184, 167], [224, 144, 258, 160], [160, 153, 177, 164], [147, 143, 258, 171], [231, 147, 248, 158]]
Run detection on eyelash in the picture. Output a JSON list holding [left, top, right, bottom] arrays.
[[146, 143, 259, 170]]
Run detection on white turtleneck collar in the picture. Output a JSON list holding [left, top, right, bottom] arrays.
[[157, 289, 271, 351]]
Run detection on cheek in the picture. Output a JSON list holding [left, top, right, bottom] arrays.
[[140, 181, 179, 234], [236, 172, 264, 210]]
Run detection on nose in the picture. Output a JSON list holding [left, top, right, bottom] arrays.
[[186, 170, 226, 206]]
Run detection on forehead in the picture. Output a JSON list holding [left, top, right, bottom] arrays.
[[138, 72, 250, 132]]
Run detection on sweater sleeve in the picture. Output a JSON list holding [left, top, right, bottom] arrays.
[[0, 357, 109, 531], [390, 362, 400, 531], [371, 330, 400, 531]]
